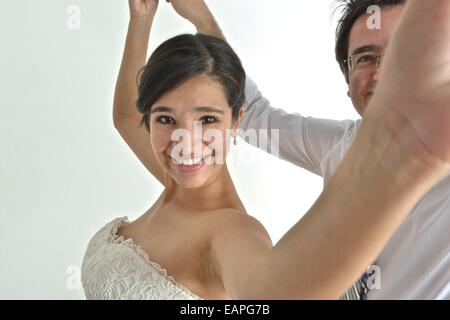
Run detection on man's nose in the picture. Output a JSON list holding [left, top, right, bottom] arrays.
[[372, 59, 384, 81], [372, 67, 381, 81]]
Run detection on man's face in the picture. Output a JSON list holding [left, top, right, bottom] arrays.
[[347, 5, 404, 116]]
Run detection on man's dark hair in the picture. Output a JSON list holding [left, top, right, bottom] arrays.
[[136, 33, 246, 132], [335, 0, 406, 82]]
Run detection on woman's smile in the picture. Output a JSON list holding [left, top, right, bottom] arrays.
[[168, 153, 214, 173]]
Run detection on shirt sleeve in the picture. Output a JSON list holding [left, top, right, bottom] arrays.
[[240, 76, 356, 177]]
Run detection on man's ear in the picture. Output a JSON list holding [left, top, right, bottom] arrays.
[[347, 90, 351, 98]]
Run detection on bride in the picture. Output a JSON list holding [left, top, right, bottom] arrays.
[[81, 0, 450, 300]]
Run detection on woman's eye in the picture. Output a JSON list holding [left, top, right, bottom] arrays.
[[156, 116, 175, 125], [201, 116, 218, 124]]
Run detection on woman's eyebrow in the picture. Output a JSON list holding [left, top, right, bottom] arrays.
[[150, 106, 225, 114], [151, 106, 173, 113], [195, 106, 225, 114]]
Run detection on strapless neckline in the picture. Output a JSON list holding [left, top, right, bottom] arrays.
[[109, 216, 204, 300]]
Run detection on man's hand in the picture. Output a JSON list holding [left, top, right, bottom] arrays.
[[129, 0, 159, 18], [367, 0, 450, 170]]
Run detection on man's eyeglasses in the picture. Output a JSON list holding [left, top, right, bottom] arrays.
[[344, 52, 384, 72]]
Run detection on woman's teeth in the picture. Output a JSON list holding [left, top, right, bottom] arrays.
[[171, 157, 204, 166]]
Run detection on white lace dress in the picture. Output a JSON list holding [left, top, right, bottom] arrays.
[[81, 217, 204, 300]]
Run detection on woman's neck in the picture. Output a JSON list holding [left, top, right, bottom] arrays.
[[161, 167, 245, 213]]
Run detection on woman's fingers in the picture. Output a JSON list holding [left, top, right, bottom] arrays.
[[129, 0, 159, 18]]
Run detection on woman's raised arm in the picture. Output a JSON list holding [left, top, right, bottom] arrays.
[[113, 0, 165, 184]]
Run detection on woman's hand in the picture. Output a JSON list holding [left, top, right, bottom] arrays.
[[167, 0, 214, 29], [167, 0, 224, 39], [128, 0, 159, 19]]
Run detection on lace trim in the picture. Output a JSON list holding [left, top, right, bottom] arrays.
[[109, 217, 204, 300]]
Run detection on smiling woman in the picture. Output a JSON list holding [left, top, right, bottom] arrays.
[[147, 73, 242, 187], [80, 0, 450, 300], [134, 33, 245, 189]]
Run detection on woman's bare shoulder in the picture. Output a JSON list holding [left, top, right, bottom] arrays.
[[202, 208, 272, 245]]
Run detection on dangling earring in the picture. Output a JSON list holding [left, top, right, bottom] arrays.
[[233, 132, 238, 145]]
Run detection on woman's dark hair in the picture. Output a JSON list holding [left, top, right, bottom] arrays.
[[136, 33, 246, 132], [334, 0, 406, 83]]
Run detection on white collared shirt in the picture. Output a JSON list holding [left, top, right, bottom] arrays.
[[241, 77, 450, 300]]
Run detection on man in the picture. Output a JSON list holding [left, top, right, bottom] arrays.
[[164, 0, 450, 300]]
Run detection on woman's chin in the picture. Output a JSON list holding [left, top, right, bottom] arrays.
[[167, 170, 210, 189], [175, 177, 208, 190]]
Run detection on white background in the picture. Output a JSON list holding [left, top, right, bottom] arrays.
[[0, 0, 359, 299]]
